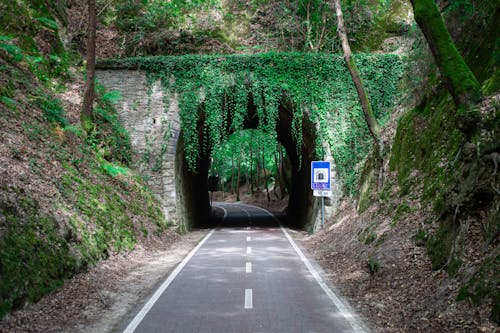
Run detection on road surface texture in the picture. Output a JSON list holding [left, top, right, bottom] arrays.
[[119, 203, 368, 333]]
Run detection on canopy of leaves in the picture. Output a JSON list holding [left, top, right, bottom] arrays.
[[211, 129, 283, 189], [0, 0, 71, 84], [99, 52, 404, 193]]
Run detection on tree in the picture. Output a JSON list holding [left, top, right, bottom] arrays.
[[409, 0, 481, 135], [332, 0, 381, 149], [81, 0, 97, 133]]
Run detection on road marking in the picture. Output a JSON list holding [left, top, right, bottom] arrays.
[[246, 246, 252, 255], [247, 236, 251, 242], [122, 229, 215, 333], [281, 227, 367, 333], [244, 289, 253, 309], [236, 203, 367, 333], [246, 262, 252, 273]]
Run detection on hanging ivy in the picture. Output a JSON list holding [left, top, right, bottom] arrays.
[[98, 52, 405, 193]]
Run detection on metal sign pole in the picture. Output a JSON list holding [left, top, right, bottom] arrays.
[[321, 196, 325, 228], [311, 161, 331, 232]]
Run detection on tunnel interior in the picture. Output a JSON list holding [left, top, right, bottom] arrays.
[[175, 92, 319, 230]]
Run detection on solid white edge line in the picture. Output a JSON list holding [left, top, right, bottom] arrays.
[[212, 203, 228, 221], [238, 203, 367, 333], [280, 227, 366, 333], [122, 229, 215, 333], [244, 289, 253, 309]]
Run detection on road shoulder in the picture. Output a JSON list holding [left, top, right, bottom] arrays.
[[0, 230, 209, 333]]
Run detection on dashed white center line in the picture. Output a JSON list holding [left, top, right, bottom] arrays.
[[247, 236, 251, 242], [244, 289, 253, 309], [246, 246, 252, 254], [246, 262, 252, 273]]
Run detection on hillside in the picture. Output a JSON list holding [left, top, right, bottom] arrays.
[[0, 0, 177, 319], [0, 0, 498, 331]]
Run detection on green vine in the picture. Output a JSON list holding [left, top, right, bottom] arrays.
[[99, 52, 405, 193]]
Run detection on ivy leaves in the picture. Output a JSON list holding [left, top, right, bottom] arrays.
[[123, 52, 404, 192]]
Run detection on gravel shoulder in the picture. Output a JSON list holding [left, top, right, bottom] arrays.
[[0, 230, 208, 333]]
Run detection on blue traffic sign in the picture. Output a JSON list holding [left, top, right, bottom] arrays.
[[311, 161, 331, 190]]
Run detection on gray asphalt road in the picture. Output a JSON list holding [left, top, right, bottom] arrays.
[[121, 203, 367, 333]]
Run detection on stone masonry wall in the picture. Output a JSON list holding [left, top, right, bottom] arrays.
[[96, 70, 181, 224]]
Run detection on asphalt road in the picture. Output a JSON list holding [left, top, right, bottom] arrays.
[[121, 203, 367, 333]]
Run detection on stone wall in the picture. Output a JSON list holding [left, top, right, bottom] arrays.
[[96, 70, 181, 224], [96, 69, 344, 229]]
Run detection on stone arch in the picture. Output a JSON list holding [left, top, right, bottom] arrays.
[[175, 92, 318, 230], [96, 69, 327, 231]]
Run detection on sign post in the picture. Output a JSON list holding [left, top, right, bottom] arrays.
[[311, 161, 331, 229]]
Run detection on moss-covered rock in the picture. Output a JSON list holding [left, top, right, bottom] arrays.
[[0, 192, 76, 318]]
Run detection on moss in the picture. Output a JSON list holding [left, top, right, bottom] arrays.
[[426, 218, 458, 270], [0, 195, 77, 318], [411, 0, 481, 106], [390, 91, 464, 214], [392, 202, 412, 224], [358, 225, 377, 245], [481, 68, 499, 96], [413, 228, 428, 247], [367, 255, 380, 275], [56, 163, 168, 267], [456, 255, 500, 325]]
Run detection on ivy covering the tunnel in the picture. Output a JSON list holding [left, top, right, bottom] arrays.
[[98, 52, 405, 193]]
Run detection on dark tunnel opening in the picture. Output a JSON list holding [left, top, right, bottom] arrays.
[[175, 93, 319, 230]]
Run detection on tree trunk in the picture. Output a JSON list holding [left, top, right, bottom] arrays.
[[262, 145, 271, 202], [332, 0, 380, 144], [249, 141, 254, 194], [409, 0, 481, 134], [236, 157, 241, 201], [256, 150, 261, 190], [274, 149, 285, 199], [81, 0, 97, 133], [231, 153, 235, 194], [280, 146, 290, 195]]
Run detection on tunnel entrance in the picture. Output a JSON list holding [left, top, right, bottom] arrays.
[[175, 93, 319, 230]]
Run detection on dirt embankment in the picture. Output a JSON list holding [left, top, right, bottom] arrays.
[[301, 198, 497, 333]]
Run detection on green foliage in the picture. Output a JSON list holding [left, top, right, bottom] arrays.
[[0, 1, 71, 84], [101, 52, 404, 193], [0, 195, 76, 319], [0, 36, 24, 62], [392, 201, 412, 224], [114, 0, 220, 33], [57, 164, 167, 265], [94, 84, 133, 165], [37, 95, 69, 127], [101, 161, 129, 177], [413, 228, 428, 247], [36, 17, 59, 31], [367, 255, 380, 275], [211, 129, 284, 192]]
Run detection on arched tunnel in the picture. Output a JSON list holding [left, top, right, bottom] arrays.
[[175, 92, 319, 230]]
